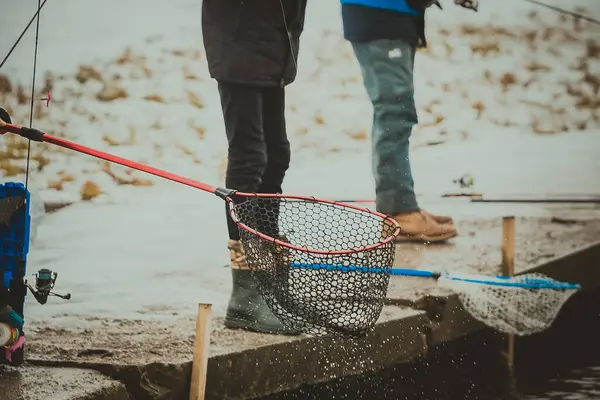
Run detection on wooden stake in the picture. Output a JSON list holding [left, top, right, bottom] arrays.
[[501, 216, 515, 277], [501, 216, 516, 372], [189, 303, 213, 400]]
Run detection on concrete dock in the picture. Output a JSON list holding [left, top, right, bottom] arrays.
[[7, 202, 598, 400]]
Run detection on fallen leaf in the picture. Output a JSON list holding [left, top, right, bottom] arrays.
[[183, 66, 200, 81], [347, 129, 367, 140], [102, 136, 121, 146], [472, 101, 485, 119], [102, 129, 135, 146], [443, 40, 454, 56], [130, 178, 154, 187], [96, 85, 128, 102], [76, 66, 103, 84], [150, 121, 162, 130], [526, 61, 551, 73], [189, 121, 206, 139], [500, 73, 518, 92], [0, 160, 25, 176], [48, 180, 64, 191], [586, 40, 600, 59], [187, 91, 204, 109], [16, 85, 28, 104], [178, 145, 194, 156], [0, 74, 12, 93], [81, 181, 102, 201], [295, 127, 309, 135], [116, 48, 133, 64], [101, 162, 154, 186], [32, 154, 50, 171], [144, 95, 165, 103]]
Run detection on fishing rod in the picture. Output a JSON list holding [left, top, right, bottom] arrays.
[[522, 0, 600, 26], [336, 195, 600, 205], [331, 174, 600, 204]]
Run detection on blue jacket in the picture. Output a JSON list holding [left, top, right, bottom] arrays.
[[339, 0, 419, 15], [340, 0, 426, 46]]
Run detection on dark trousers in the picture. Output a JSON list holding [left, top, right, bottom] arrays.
[[217, 81, 291, 241]]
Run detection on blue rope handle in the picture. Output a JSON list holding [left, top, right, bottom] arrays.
[[289, 262, 581, 290]]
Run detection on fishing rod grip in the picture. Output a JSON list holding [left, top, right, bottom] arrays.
[[3, 123, 45, 142]]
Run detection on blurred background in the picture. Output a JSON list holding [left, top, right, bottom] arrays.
[[0, 1, 599, 397]]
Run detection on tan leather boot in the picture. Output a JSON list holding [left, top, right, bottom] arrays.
[[393, 211, 457, 243], [420, 210, 454, 225], [228, 239, 249, 269]]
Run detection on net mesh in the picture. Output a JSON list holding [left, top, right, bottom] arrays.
[[231, 196, 398, 337], [437, 273, 579, 335]]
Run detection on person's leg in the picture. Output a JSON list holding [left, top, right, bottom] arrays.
[[258, 86, 290, 195], [217, 81, 297, 335], [218, 81, 267, 242], [257, 86, 291, 238], [351, 38, 456, 242]]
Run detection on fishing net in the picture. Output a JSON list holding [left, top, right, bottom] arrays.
[[436, 273, 580, 335], [229, 195, 398, 337]]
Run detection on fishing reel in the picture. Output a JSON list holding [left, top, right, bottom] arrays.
[[25, 268, 71, 305], [453, 173, 475, 189]]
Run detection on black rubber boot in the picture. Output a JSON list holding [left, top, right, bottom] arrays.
[[224, 268, 300, 335]]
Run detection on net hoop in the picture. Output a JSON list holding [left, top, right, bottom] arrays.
[[226, 192, 401, 255]]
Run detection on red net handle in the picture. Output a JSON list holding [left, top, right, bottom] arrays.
[[2, 122, 217, 194]]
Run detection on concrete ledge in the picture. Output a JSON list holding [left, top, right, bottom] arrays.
[[29, 306, 429, 400], [206, 307, 428, 399], [518, 240, 600, 289], [0, 364, 128, 400]]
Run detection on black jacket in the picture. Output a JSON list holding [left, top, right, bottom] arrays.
[[201, 0, 307, 87]]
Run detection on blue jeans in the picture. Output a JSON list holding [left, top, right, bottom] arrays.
[[351, 38, 419, 215]]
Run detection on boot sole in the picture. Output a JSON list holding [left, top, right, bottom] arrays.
[[394, 230, 458, 243], [224, 317, 301, 336]]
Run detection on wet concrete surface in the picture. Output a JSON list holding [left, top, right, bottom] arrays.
[[26, 306, 428, 399], [388, 212, 600, 304], [0, 364, 128, 400]]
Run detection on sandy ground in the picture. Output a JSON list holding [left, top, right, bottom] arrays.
[[0, 364, 127, 400], [0, 0, 599, 371]]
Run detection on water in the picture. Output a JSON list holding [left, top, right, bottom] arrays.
[[261, 328, 600, 400], [519, 366, 600, 400], [264, 363, 600, 400]]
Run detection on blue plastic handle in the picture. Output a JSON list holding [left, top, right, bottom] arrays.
[[288, 262, 580, 290]]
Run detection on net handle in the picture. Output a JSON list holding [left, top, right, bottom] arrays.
[[226, 198, 401, 255]]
